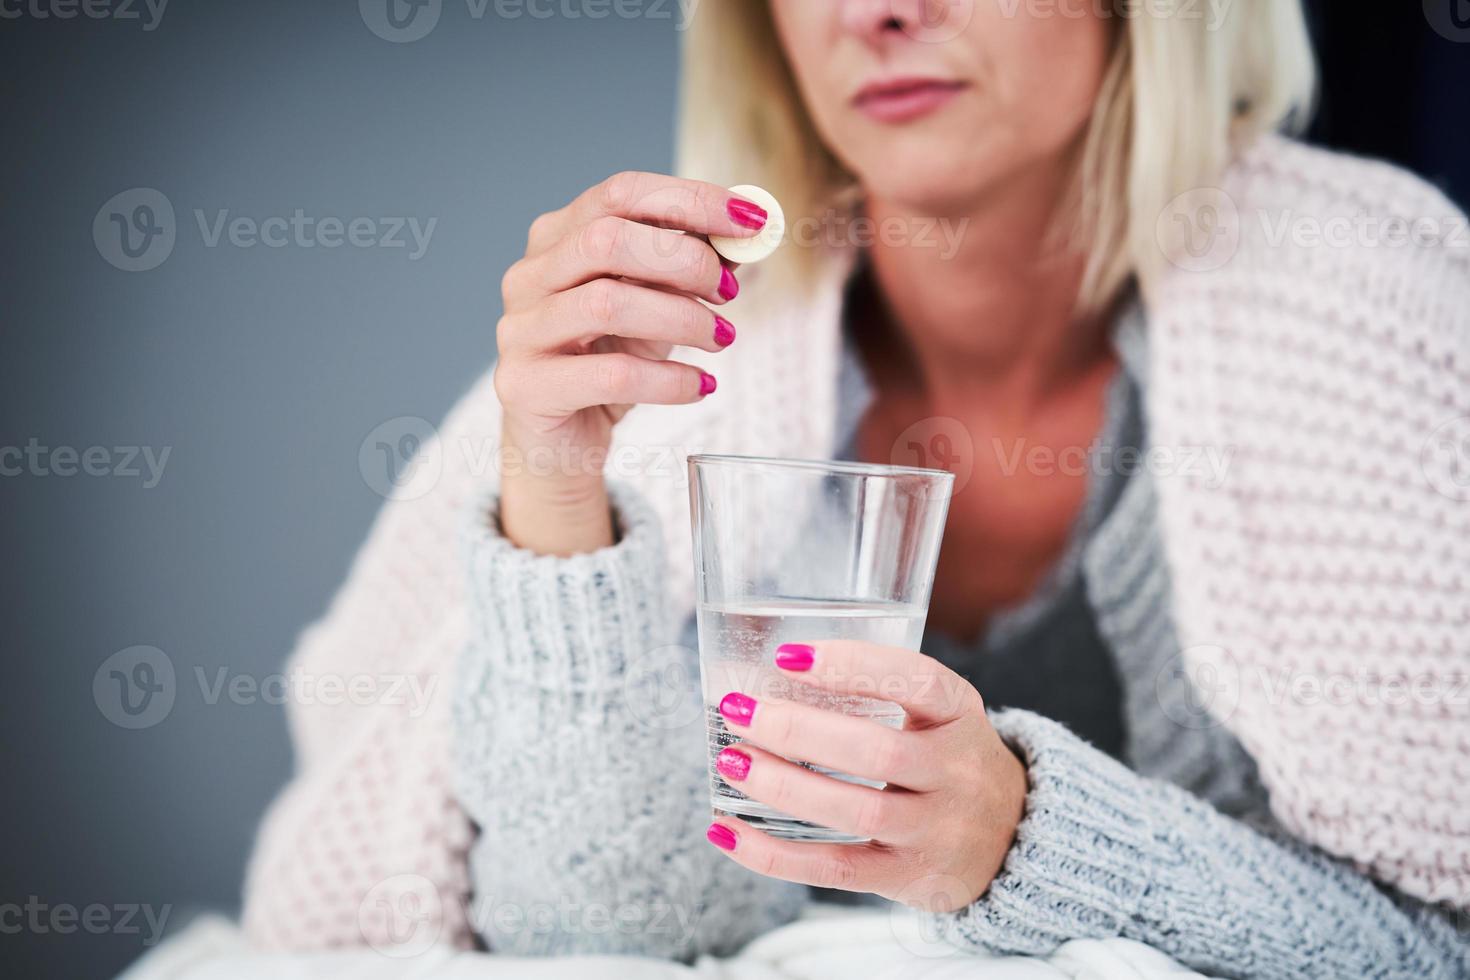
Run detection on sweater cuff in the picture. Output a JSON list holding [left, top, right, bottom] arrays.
[[931, 709, 1179, 955], [460, 480, 675, 692]]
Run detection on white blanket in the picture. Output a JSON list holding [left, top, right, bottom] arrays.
[[119, 905, 1213, 980]]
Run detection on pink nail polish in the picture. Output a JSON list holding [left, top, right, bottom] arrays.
[[699, 372, 718, 396], [707, 823, 738, 851], [713, 316, 736, 348], [718, 267, 740, 301], [716, 747, 751, 782], [775, 644, 815, 671], [719, 691, 756, 727], [727, 199, 769, 230]]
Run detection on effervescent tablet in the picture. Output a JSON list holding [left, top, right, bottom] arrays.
[[710, 184, 785, 264]]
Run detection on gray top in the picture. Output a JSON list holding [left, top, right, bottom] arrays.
[[449, 304, 1470, 976]]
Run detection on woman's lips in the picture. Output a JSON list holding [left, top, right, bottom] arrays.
[[852, 77, 968, 124]]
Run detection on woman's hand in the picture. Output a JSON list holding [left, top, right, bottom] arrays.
[[494, 172, 768, 556], [705, 640, 1028, 913]]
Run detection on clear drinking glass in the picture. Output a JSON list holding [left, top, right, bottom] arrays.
[[688, 454, 954, 844]]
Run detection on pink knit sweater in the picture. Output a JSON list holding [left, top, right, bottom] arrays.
[[241, 135, 1470, 950]]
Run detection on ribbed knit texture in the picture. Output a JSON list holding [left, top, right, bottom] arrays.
[[240, 136, 1470, 965], [1147, 137, 1470, 904], [946, 711, 1469, 979], [451, 482, 805, 957]]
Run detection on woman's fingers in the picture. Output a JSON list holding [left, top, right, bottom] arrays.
[[705, 818, 909, 895], [772, 641, 983, 729], [495, 351, 712, 416], [715, 743, 924, 845], [500, 279, 734, 357], [511, 216, 736, 306], [717, 692, 944, 791], [527, 171, 768, 255]]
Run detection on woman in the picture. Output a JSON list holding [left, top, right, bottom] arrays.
[[242, 1, 1470, 975]]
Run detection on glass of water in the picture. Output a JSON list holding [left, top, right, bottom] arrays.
[[688, 454, 953, 844]]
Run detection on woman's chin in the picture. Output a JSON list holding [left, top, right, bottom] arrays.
[[857, 142, 1073, 219], [859, 167, 1000, 218], [851, 140, 1019, 216]]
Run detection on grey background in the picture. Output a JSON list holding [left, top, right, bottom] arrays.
[[0, 3, 680, 976], [3, 3, 1466, 978]]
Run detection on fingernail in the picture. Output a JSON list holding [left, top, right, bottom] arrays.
[[775, 643, 814, 671], [719, 691, 756, 727], [727, 199, 768, 230], [718, 267, 740, 301], [716, 747, 751, 782], [706, 823, 738, 851], [713, 315, 736, 348], [699, 372, 718, 396]]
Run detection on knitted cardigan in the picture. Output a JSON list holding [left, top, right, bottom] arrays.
[[241, 134, 1470, 951]]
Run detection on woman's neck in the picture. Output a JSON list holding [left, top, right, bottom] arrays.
[[862, 161, 1113, 413]]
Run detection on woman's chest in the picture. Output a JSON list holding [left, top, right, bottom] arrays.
[[853, 393, 1102, 641]]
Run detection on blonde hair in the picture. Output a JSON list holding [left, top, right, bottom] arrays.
[[676, 1, 1316, 313]]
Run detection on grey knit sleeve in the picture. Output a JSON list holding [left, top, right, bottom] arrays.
[[449, 481, 806, 959], [936, 709, 1470, 979]]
